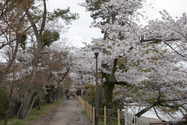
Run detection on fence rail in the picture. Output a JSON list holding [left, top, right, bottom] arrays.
[[75, 95, 120, 125], [75, 95, 168, 125]]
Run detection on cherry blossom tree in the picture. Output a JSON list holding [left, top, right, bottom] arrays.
[[39, 41, 76, 102], [139, 10, 187, 122], [141, 10, 187, 61], [79, 0, 144, 109], [75, 0, 187, 121]]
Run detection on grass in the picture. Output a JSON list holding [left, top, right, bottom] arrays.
[[81, 110, 87, 116], [81, 110, 122, 125], [0, 98, 64, 125], [98, 119, 121, 125]]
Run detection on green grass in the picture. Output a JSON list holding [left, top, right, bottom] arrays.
[[107, 119, 119, 125], [1, 98, 64, 125], [98, 118, 123, 125], [81, 110, 87, 116], [98, 121, 104, 125], [81, 110, 122, 125]]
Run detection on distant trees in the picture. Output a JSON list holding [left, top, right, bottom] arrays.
[[0, 0, 79, 123]]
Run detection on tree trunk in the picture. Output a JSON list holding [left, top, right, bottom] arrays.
[[102, 82, 115, 109], [58, 86, 61, 99], [27, 91, 42, 116], [16, 0, 47, 119], [45, 94, 53, 103], [38, 94, 41, 110], [17, 87, 36, 119], [4, 78, 14, 125], [45, 85, 54, 103], [55, 88, 57, 101]]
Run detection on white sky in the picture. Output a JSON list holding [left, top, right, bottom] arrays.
[[47, 0, 103, 48], [47, 0, 187, 48]]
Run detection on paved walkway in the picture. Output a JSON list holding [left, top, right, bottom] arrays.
[[33, 96, 92, 125]]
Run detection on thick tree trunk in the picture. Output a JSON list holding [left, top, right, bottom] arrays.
[[45, 85, 55, 103], [45, 94, 53, 103], [102, 82, 115, 109]]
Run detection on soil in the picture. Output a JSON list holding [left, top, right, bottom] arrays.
[[33, 96, 92, 125]]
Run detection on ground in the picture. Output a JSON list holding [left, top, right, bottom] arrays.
[[33, 96, 92, 125], [32, 96, 160, 125]]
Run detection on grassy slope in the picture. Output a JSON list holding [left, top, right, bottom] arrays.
[[0, 98, 64, 125]]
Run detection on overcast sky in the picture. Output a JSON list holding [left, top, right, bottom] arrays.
[[47, 0, 187, 47]]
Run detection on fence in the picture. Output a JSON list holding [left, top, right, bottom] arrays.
[[75, 95, 167, 125], [75, 95, 121, 125], [75, 95, 93, 122], [124, 108, 149, 125]]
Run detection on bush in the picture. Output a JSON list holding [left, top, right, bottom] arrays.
[[0, 85, 9, 120], [84, 83, 102, 107]]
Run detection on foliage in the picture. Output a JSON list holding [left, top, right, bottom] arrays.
[[0, 86, 9, 120], [48, 7, 79, 24], [42, 30, 60, 49], [19, 35, 27, 50], [84, 83, 102, 107]]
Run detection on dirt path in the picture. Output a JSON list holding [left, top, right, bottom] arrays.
[[33, 96, 92, 125]]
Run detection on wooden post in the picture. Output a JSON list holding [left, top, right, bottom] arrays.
[[82, 99, 84, 110], [84, 101, 86, 111], [93, 107, 95, 125], [125, 108, 128, 125], [81, 97, 83, 108], [104, 106, 106, 125], [87, 102, 89, 118], [90, 105, 92, 121], [118, 109, 120, 125]]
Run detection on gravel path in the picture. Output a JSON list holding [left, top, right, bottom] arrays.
[[33, 96, 92, 125]]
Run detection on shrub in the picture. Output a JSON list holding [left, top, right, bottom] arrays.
[[0, 85, 9, 120]]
